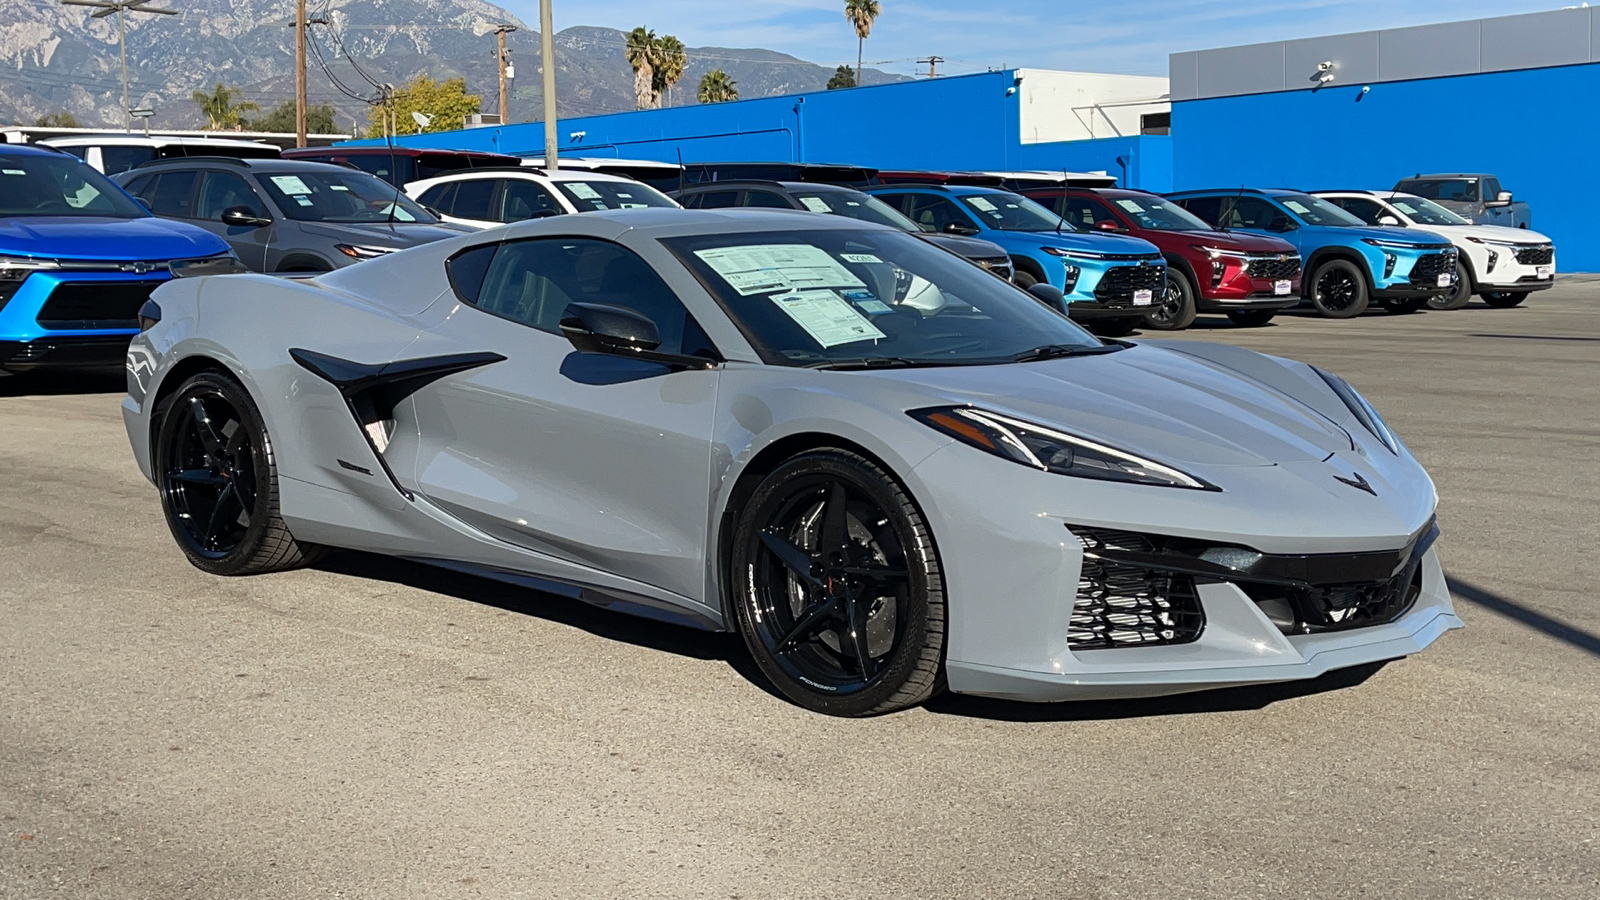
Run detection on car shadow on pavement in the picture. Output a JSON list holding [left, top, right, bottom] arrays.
[[1447, 574, 1600, 657], [0, 372, 125, 397]]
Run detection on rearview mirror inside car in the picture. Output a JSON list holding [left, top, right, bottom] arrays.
[[221, 206, 271, 228], [559, 303, 717, 369], [1027, 282, 1068, 314]]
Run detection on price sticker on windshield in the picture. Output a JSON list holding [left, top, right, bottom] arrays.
[[1133, 289, 1154, 306], [1274, 280, 1292, 295]]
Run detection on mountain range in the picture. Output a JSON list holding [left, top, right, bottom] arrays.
[[0, 0, 905, 133]]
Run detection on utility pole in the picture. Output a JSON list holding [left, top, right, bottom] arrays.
[[492, 25, 517, 125], [61, 0, 177, 132], [539, 0, 557, 170], [295, 0, 307, 146], [917, 56, 944, 78]]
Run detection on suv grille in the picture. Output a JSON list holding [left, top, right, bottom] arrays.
[[1407, 252, 1455, 286], [1068, 527, 1206, 650], [1246, 255, 1301, 280], [975, 256, 1012, 280], [1092, 262, 1165, 303], [1514, 245, 1553, 266], [35, 280, 163, 330]]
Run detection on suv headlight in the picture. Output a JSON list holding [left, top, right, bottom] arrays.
[[335, 244, 399, 260], [1465, 236, 1525, 248], [1360, 238, 1421, 249], [169, 251, 249, 278], [1042, 246, 1115, 261], [910, 406, 1219, 490], [0, 255, 61, 282], [1313, 368, 1400, 455]]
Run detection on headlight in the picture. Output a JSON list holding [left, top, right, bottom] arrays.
[[169, 251, 249, 278], [335, 244, 398, 260], [0, 254, 61, 282], [1312, 368, 1400, 455], [1465, 236, 1524, 247], [1042, 246, 1115, 261], [910, 406, 1219, 491], [1361, 238, 1421, 249]]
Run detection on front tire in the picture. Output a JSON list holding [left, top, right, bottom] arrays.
[[1143, 269, 1198, 331], [730, 450, 945, 716], [1428, 260, 1473, 310], [1308, 259, 1369, 318], [1482, 291, 1530, 308], [1225, 309, 1276, 327], [154, 371, 325, 576], [1011, 268, 1040, 290]]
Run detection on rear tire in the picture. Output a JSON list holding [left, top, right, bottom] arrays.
[[1088, 316, 1140, 338], [1428, 260, 1473, 310], [154, 371, 326, 576], [1308, 259, 1369, 318], [1225, 309, 1276, 327], [1482, 291, 1529, 308], [1143, 269, 1197, 331]]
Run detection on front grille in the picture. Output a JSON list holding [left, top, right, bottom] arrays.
[[1407, 252, 1455, 286], [1068, 527, 1206, 649], [1514, 244, 1553, 265], [1246, 255, 1301, 280], [975, 256, 1012, 280], [35, 280, 163, 330], [1092, 262, 1165, 303]]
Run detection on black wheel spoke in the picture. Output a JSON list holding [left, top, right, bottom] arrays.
[[168, 468, 228, 487], [202, 484, 243, 549], [843, 586, 876, 678], [189, 397, 225, 457], [777, 593, 841, 650], [820, 482, 849, 556], [840, 563, 908, 582], [222, 419, 248, 456], [759, 530, 823, 587]]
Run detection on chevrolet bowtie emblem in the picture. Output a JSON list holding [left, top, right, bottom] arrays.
[[1334, 472, 1376, 496]]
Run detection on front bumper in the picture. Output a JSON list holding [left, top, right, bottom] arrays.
[[0, 336, 132, 372], [0, 270, 165, 373]]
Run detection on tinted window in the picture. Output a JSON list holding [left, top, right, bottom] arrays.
[[148, 170, 197, 217], [0, 153, 149, 218], [1176, 196, 1223, 225], [121, 174, 156, 200], [416, 182, 456, 213], [955, 193, 1065, 232], [1061, 197, 1118, 230], [195, 171, 266, 220], [741, 190, 794, 209], [1220, 196, 1286, 230], [1483, 178, 1502, 199], [899, 195, 978, 234], [1397, 179, 1479, 203], [341, 154, 416, 186], [1100, 194, 1211, 231], [255, 169, 436, 223], [100, 146, 157, 175], [1274, 193, 1365, 227], [1326, 197, 1385, 226], [447, 243, 498, 304], [469, 237, 713, 356], [499, 180, 563, 221], [1388, 197, 1469, 226], [450, 179, 496, 220], [788, 190, 919, 230], [554, 180, 677, 211], [687, 190, 739, 209]]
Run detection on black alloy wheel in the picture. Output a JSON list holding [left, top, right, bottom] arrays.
[[1225, 309, 1276, 327], [1143, 270, 1198, 331], [155, 372, 324, 575], [1482, 291, 1530, 308], [1309, 260, 1369, 318], [1428, 259, 1473, 310], [731, 451, 944, 716]]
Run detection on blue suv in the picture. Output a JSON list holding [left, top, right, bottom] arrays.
[[0, 144, 235, 375], [866, 185, 1164, 336], [1166, 188, 1458, 318]]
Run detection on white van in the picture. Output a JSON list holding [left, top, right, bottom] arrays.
[[39, 135, 280, 176]]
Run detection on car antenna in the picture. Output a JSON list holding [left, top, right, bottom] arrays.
[[676, 147, 685, 195], [383, 84, 400, 228], [1055, 168, 1067, 235]]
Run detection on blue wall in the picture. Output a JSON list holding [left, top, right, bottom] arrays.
[[1173, 63, 1600, 270], [340, 71, 1172, 191]]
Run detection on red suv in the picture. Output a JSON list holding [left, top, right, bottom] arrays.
[[1021, 187, 1302, 329]]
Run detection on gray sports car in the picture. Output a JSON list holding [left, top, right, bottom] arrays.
[[122, 209, 1460, 716]]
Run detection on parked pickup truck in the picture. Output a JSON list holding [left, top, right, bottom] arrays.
[[1392, 174, 1531, 229]]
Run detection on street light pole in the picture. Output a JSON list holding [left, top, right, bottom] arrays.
[[295, 0, 306, 147], [61, 0, 178, 132], [539, 0, 557, 170]]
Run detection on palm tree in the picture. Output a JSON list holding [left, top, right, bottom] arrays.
[[625, 27, 657, 111], [843, 0, 881, 86], [697, 69, 738, 104], [653, 35, 687, 108], [190, 83, 258, 130]]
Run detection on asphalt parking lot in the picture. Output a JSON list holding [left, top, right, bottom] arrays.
[[3, 283, 1597, 899]]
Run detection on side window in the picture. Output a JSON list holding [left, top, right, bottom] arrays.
[[147, 170, 197, 217], [446, 244, 498, 305], [1329, 197, 1383, 225], [1222, 197, 1281, 229], [1176, 196, 1222, 225], [450, 179, 496, 221], [1484, 177, 1502, 199], [416, 182, 457, 213], [100, 146, 156, 175], [676, 192, 702, 209], [903, 195, 977, 233], [1061, 198, 1114, 229], [195, 171, 266, 220], [499, 180, 562, 222], [740, 190, 793, 209], [121, 174, 156, 200], [467, 238, 714, 356], [689, 190, 739, 209], [55, 145, 90, 160]]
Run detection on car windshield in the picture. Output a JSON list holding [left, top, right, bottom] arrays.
[[256, 169, 438, 223], [956, 192, 1067, 232], [554, 180, 677, 211], [790, 190, 920, 231], [1389, 196, 1471, 226], [1276, 193, 1366, 227], [664, 228, 1104, 368], [1106, 195, 1212, 231], [1398, 179, 1479, 203], [0, 153, 148, 218]]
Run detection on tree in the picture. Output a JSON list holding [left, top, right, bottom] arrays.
[[625, 27, 657, 111], [190, 83, 259, 131], [366, 75, 481, 138], [826, 65, 856, 90], [35, 111, 80, 127], [697, 69, 738, 104], [843, 0, 882, 87], [653, 35, 687, 108], [247, 100, 338, 135]]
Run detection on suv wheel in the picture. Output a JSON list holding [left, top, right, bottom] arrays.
[[1428, 260, 1473, 310], [1309, 260, 1369, 318], [1143, 270, 1197, 330], [1482, 291, 1529, 308], [1225, 309, 1276, 327]]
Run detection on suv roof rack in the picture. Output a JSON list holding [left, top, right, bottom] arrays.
[[130, 155, 254, 169]]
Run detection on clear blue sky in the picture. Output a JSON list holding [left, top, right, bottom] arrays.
[[508, 0, 1574, 77]]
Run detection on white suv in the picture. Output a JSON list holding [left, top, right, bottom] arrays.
[[40, 135, 280, 176], [1315, 190, 1555, 310], [404, 168, 679, 230]]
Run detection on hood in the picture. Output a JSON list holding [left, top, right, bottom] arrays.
[[298, 220, 471, 249], [1426, 223, 1549, 244], [0, 215, 230, 261], [1029, 230, 1161, 255], [865, 343, 1358, 468], [1310, 223, 1451, 247], [1157, 229, 1296, 253], [918, 232, 1009, 260]]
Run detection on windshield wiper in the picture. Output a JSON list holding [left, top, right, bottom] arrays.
[[1010, 343, 1125, 363], [805, 356, 955, 371]]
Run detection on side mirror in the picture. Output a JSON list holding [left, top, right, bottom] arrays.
[[1485, 190, 1513, 208], [1027, 282, 1068, 314], [559, 303, 717, 369], [1377, 214, 1402, 226], [221, 206, 271, 228], [943, 221, 980, 236], [1094, 220, 1124, 232]]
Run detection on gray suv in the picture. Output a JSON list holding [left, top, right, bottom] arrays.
[[113, 158, 467, 272]]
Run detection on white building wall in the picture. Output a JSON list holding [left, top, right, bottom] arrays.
[[1016, 69, 1170, 144]]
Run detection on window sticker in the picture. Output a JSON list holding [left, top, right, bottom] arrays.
[[2, 169, 25, 176], [694, 244, 867, 296], [1392, 201, 1420, 216], [295, 196, 314, 206], [1114, 199, 1147, 213], [967, 196, 997, 212], [770, 289, 886, 348], [841, 253, 882, 264], [567, 183, 602, 200], [1282, 200, 1310, 215], [330, 184, 350, 191], [269, 175, 312, 195], [799, 196, 833, 213]]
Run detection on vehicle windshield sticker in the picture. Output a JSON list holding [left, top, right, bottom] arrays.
[[1283, 200, 1311, 215], [269, 175, 312, 195], [1393, 202, 1420, 216], [567, 183, 603, 200], [799, 196, 833, 213], [694, 244, 867, 296], [854, 298, 894, 315], [330, 184, 350, 191], [295, 196, 314, 206], [1, 169, 25, 176], [967, 197, 997, 212], [1115, 199, 1147, 213], [841, 253, 882, 264], [770, 289, 886, 348]]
